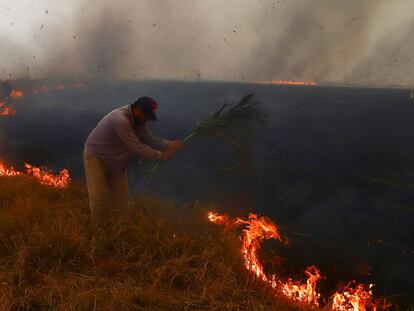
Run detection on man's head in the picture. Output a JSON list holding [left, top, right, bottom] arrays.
[[131, 97, 158, 123]]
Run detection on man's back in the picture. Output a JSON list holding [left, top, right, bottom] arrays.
[[86, 105, 163, 172]]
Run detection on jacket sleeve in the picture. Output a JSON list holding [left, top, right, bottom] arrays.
[[114, 118, 162, 160], [142, 126, 172, 150]]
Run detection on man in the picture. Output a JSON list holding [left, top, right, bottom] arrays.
[[84, 96, 183, 225]]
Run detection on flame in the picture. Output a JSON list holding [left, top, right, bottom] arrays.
[[1, 83, 75, 188], [0, 159, 70, 188], [0, 159, 23, 177], [234, 213, 282, 280], [10, 89, 24, 98], [257, 80, 317, 86], [24, 163, 70, 188], [279, 265, 322, 305], [209, 211, 321, 306], [207, 211, 228, 224], [332, 284, 377, 311], [207, 211, 381, 310], [0, 102, 16, 116]]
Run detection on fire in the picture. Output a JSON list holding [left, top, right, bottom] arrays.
[[234, 213, 282, 280], [332, 283, 376, 311], [0, 159, 70, 188], [207, 211, 381, 310], [257, 80, 317, 86], [207, 211, 228, 224], [0, 102, 16, 116], [209, 212, 321, 306], [10, 89, 24, 98], [24, 163, 70, 188], [0, 82, 74, 188], [0, 159, 23, 177], [279, 265, 322, 305]]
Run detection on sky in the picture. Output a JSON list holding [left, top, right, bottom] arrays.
[[1, 0, 414, 84]]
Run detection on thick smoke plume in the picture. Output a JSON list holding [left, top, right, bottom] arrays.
[[1, 0, 414, 84]]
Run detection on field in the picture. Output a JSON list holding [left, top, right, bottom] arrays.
[[1, 80, 413, 307], [0, 176, 298, 310]]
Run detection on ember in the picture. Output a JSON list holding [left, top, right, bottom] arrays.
[[0, 102, 16, 116], [207, 211, 381, 310], [10, 89, 24, 98], [207, 211, 228, 224]]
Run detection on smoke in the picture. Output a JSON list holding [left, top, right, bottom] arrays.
[[1, 0, 414, 84], [241, 1, 385, 82]]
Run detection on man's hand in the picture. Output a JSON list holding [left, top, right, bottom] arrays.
[[160, 140, 184, 160], [166, 140, 184, 150], [160, 148, 178, 160]]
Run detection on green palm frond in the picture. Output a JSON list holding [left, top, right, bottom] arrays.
[[184, 93, 267, 142], [146, 93, 267, 176]]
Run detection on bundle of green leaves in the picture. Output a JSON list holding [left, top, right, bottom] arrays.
[[148, 93, 268, 174]]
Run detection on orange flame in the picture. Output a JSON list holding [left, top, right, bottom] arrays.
[[207, 211, 228, 224], [0, 159, 70, 188], [0, 102, 16, 116], [208, 211, 381, 310], [209, 211, 321, 306], [234, 213, 282, 280], [332, 283, 376, 311], [10, 89, 24, 98], [1, 84, 73, 188], [24, 163, 70, 188], [257, 80, 317, 86], [0, 159, 23, 177], [279, 265, 322, 305]]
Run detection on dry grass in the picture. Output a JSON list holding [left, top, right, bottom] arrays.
[[0, 176, 297, 310]]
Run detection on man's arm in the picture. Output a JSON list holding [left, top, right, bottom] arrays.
[[142, 126, 173, 150], [114, 119, 163, 160]]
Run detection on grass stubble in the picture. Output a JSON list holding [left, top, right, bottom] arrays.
[[0, 177, 299, 311]]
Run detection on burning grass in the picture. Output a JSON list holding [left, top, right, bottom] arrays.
[[208, 212, 389, 310], [0, 177, 295, 310], [0, 159, 70, 188]]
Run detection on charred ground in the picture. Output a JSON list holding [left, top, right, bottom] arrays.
[[0, 80, 413, 305]]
